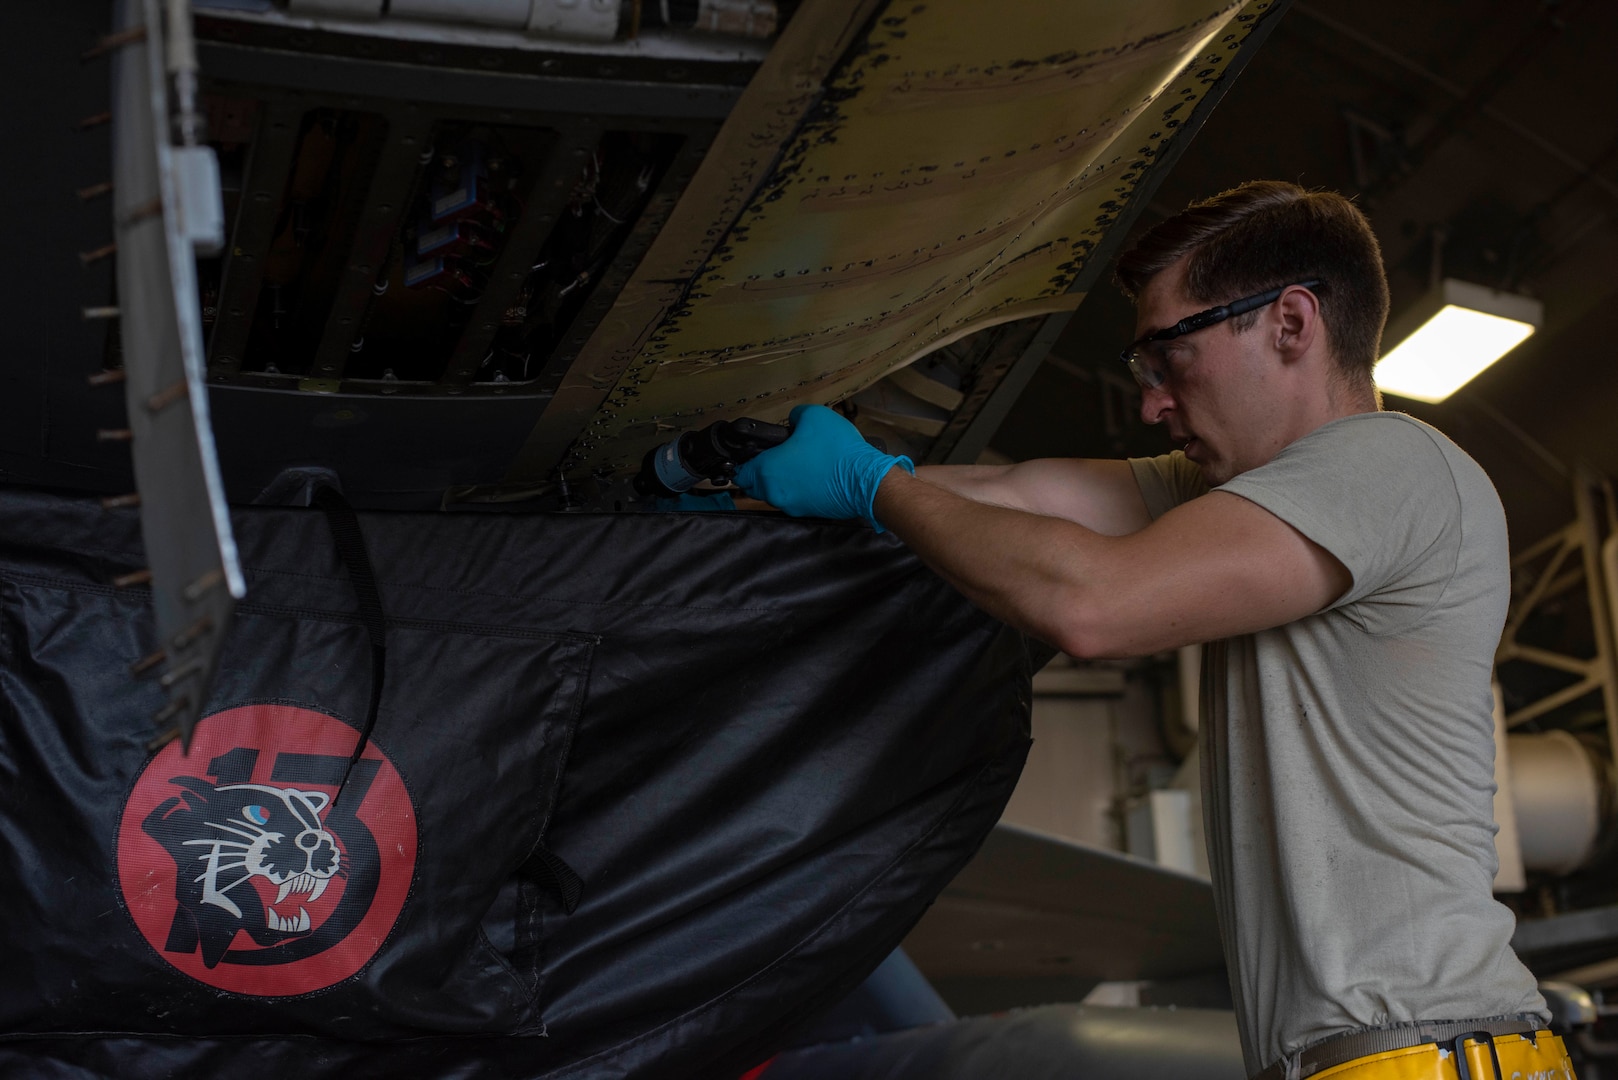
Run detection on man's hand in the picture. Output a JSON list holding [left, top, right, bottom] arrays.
[[733, 404, 913, 530]]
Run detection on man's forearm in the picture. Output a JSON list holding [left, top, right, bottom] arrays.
[[912, 464, 1014, 502], [873, 467, 1120, 657], [875, 463, 1354, 661], [915, 459, 1152, 535]]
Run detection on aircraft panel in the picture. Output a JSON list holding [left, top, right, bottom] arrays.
[[546, 0, 1282, 480]]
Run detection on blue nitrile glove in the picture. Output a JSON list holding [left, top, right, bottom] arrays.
[[732, 404, 914, 532]]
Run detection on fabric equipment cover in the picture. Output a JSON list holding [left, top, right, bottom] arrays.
[[0, 489, 1034, 1078]]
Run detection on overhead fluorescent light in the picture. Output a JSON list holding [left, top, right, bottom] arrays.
[[1374, 278, 1543, 404]]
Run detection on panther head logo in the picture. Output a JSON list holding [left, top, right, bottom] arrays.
[[118, 704, 417, 996], [141, 777, 345, 967]]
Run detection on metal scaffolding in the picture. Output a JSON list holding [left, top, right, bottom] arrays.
[[1497, 466, 1618, 764]]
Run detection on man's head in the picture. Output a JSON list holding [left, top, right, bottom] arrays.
[[1113, 181, 1390, 482]]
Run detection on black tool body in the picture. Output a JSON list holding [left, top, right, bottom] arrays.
[[634, 418, 791, 498]]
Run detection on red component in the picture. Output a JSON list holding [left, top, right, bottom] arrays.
[[117, 703, 418, 997]]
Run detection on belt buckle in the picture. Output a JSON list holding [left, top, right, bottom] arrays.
[[1449, 1030, 1504, 1080]]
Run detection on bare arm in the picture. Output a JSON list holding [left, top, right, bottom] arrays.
[[914, 458, 1151, 536], [875, 469, 1351, 659]]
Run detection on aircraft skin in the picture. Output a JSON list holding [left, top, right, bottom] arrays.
[[90, 0, 1284, 506]]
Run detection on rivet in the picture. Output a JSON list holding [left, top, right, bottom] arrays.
[[147, 379, 190, 413], [183, 569, 225, 603], [130, 648, 166, 676]]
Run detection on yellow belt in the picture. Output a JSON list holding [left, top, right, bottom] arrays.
[[1309, 1031, 1575, 1080]]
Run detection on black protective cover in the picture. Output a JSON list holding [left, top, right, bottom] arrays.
[[0, 489, 1033, 1078]]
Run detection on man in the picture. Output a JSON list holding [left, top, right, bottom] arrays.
[[734, 181, 1574, 1079]]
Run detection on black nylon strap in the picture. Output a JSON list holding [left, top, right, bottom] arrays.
[[521, 843, 584, 915], [311, 486, 386, 807], [309, 485, 582, 914]]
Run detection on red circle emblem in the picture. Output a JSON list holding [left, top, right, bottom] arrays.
[[117, 704, 417, 996]]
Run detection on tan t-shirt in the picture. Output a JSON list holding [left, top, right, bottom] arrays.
[[1130, 411, 1546, 1074]]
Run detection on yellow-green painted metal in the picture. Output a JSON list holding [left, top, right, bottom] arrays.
[[510, 0, 1282, 481]]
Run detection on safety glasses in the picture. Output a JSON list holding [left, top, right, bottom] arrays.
[[1121, 279, 1324, 389]]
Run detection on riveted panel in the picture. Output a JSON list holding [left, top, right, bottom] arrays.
[[516, 0, 1282, 482]]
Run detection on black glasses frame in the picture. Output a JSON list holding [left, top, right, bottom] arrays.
[[1121, 279, 1325, 389]]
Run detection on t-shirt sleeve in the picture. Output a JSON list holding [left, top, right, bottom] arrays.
[[1217, 415, 1463, 631], [1128, 451, 1209, 520]]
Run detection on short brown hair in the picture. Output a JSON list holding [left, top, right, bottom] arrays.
[[1114, 181, 1390, 387]]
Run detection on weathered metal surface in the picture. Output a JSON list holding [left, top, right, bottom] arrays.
[[505, 0, 889, 482], [204, 384, 548, 507], [512, 0, 1284, 482], [192, 31, 748, 121], [931, 0, 1292, 465]]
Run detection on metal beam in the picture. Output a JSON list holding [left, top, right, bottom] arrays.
[[1502, 524, 1578, 644], [1573, 467, 1618, 761], [1350, 0, 1596, 208], [938, 315, 1068, 466], [1506, 676, 1603, 731], [208, 96, 303, 377], [439, 124, 587, 389], [1497, 474, 1618, 743], [1290, 3, 1618, 208], [196, 40, 743, 121], [310, 107, 436, 380], [537, 130, 713, 409]]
